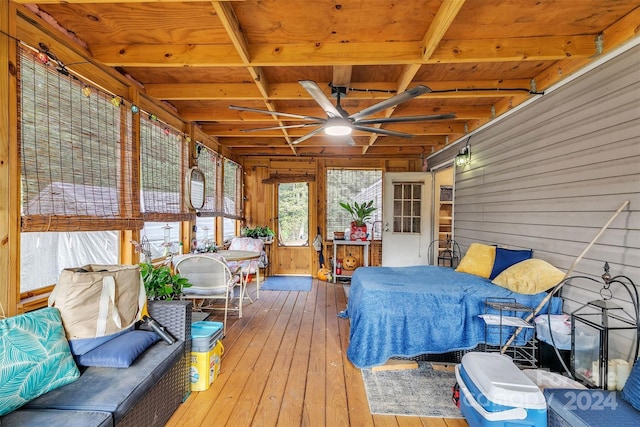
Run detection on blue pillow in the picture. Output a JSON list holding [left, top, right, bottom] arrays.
[[489, 247, 533, 279], [75, 330, 160, 368], [0, 307, 80, 415], [622, 359, 640, 411], [68, 326, 134, 356]]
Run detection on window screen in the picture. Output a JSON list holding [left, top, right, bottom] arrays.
[[139, 113, 190, 222], [195, 144, 220, 216], [326, 169, 382, 240], [19, 46, 138, 231], [222, 159, 242, 220]]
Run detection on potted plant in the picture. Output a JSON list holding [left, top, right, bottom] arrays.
[[242, 225, 275, 242], [339, 200, 377, 241], [140, 262, 191, 300]]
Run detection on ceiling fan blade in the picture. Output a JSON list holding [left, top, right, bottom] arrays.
[[345, 136, 356, 146], [355, 113, 455, 125], [291, 126, 326, 145], [229, 105, 325, 121], [349, 85, 432, 121], [299, 80, 344, 118], [240, 122, 323, 133], [353, 125, 414, 138]]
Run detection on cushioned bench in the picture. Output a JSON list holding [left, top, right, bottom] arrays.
[[0, 300, 192, 427], [544, 359, 640, 427]]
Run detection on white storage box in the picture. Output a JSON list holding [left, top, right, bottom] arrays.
[[534, 314, 571, 350], [455, 352, 547, 427]]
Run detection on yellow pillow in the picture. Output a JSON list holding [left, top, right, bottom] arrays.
[[455, 243, 496, 278], [492, 259, 565, 294]]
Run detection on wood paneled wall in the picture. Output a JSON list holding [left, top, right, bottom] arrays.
[[241, 157, 420, 275], [430, 43, 640, 360]]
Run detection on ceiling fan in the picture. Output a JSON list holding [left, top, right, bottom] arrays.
[[229, 80, 455, 146]]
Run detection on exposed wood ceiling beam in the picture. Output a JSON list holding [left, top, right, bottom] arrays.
[[91, 36, 597, 67], [201, 122, 466, 136], [179, 105, 492, 122], [211, 0, 296, 154], [145, 79, 534, 100], [332, 65, 352, 87], [228, 145, 442, 158], [368, 0, 466, 153], [12, 0, 247, 2]]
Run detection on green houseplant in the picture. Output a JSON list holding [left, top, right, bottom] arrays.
[[339, 200, 377, 241], [242, 225, 275, 241], [339, 200, 377, 226], [140, 262, 191, 300]]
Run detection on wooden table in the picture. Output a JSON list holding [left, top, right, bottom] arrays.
[[216, 250, 262, 301]]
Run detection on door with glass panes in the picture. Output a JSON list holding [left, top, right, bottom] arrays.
[[272, 181, 312, 275], [381, 172, 433, 266]]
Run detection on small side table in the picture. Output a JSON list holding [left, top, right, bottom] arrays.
[[333, 240, 370, 283]]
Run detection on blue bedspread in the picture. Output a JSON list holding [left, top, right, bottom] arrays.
[[345, 266, 562, 368]]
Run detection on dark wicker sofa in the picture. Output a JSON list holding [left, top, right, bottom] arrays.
[[1, 301, 192, 427]]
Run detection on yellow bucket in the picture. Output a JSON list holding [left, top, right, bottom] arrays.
[[190, 339, 224, 391]]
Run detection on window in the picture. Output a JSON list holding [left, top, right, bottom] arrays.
[[140, 115, 189, 222], [141, 221, 181, 258], [326, 169, 382, 240], [18, 46, 129, 292], [221, 159, 242, 241], [196, 145, 220, 215], [392, 183, 422, 233], [195, 216, 216, 248], [20, 231, 118, 292], [223, 218, 237, 243], [222, 159, 242, 219], [277, 182, 309, 246], [18, 46, 138, 232]]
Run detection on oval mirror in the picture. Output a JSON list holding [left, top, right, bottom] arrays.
[[186, 167, 205, 210]]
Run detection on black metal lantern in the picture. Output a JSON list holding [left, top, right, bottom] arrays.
[[570, 263, 639, 389]]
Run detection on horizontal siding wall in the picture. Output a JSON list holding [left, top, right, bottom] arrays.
[[450, 44, 640, 360]]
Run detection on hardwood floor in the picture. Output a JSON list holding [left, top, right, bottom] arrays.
[[166, 278, 468, 427]]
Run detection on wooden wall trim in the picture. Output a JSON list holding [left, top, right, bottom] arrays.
[[1, 1, 20, 317], [262, 174, 315, 184]]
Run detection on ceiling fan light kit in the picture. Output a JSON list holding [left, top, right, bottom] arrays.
[[324, 117, 353, 136], [229, 80, 456, 145]]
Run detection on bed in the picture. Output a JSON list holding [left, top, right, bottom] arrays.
[[344, 265, 562, 368]]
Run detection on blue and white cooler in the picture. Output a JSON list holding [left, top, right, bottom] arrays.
[[455, 352, 547, 427]]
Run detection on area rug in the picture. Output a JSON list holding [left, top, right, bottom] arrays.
[[361, 361, 463, 418], [261, 275, 312, 291]]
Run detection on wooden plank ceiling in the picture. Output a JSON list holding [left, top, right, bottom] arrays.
[[13, 0, 640, 158]]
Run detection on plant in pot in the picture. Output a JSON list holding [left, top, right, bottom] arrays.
[[339, 200, 377, 241], [140, 262, 191, 301], [242, 225, 275, 242]]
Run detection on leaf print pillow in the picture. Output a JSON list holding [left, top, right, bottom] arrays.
[[0, 307, 80, 415]]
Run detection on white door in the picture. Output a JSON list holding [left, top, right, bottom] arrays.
[[381, 172, 433, 266]]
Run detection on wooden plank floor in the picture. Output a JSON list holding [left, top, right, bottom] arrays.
[[166, 278, 468, 427]]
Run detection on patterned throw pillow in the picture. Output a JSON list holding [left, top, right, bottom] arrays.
[[0, 307, 80, 415]]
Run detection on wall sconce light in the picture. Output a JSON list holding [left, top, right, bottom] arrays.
[[455, 140, 471, 167]]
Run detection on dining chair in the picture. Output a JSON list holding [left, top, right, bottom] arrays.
[[227, 237, 265, 299], [174, 254, 241, 335]]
